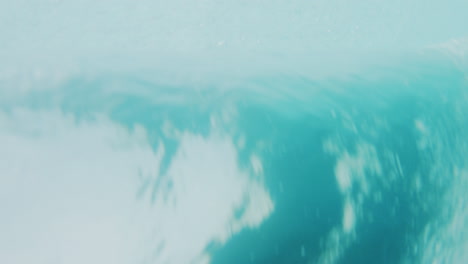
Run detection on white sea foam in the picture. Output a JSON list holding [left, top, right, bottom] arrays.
[[408, 109, 468, 264], [320, 135, 384, 263], [0, 108, 273, 264], [342, 199, 356, 234]]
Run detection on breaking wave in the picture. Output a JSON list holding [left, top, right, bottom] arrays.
[[1, 1, 468, 263]]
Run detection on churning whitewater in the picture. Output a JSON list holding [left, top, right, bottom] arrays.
[[1, 1, 467, 264]]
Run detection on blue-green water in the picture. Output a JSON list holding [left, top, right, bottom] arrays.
[[1, 51, 467, 263], [1, 1, 468, 262]]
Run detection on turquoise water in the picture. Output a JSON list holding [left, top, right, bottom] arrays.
[[1, 52, 467, 263], [1, 1, 468, 264]]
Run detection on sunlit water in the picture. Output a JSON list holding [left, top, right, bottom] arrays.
[[1, 1, 468, 264]]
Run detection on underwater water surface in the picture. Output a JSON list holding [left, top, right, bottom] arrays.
[[1, 1, 468, 264]]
